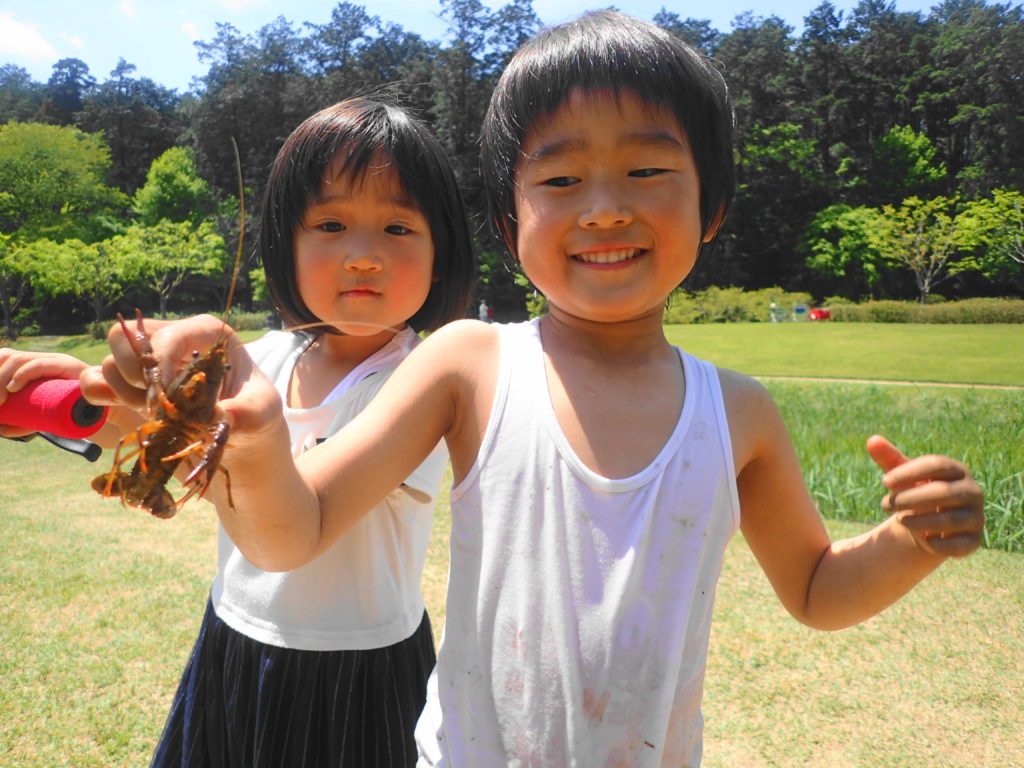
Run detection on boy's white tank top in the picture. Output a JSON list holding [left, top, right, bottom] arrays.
[[416, 318, 740, 767]]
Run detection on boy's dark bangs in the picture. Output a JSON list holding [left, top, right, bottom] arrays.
[[483, 10, 734, 249], [506, 20, 705, 120]]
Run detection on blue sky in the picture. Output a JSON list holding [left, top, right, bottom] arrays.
[[2, 0, 938, 93]]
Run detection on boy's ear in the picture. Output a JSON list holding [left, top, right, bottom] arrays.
[[701, 203, 727, 244]]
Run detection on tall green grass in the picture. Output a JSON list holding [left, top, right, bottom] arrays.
[[769, 382, 1024, 552]]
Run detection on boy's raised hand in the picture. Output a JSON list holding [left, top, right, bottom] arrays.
[[867, 434, 984, 559]]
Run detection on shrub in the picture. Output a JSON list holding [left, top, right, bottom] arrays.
[[226, 311, 277, 331], [829, 297, 1024, 323], [665, 286, 814, 324]]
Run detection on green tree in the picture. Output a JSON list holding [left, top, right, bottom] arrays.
[[0, 233, 34, 339], [355, 22, 433, 90], [843, 1, 928, 150], [301, 2, 376, 75], [796, 1, 851, 183], [955, 188, 1024, 286], [841, 125, 948, 205], [190, 19, 311, 198], [112, 220, 227, 316], [433, 0, 491, 186], [727, 121, 827, 288], [716, 13, 798, 138], [0, 122, 125, 241], [0, 64, 44, 123], [485, 0, 542, 74], [654, 11, 724, 55], [20, 237, 132, 329], [133, 146, 218, 226], [802, 203, 889, 296], [921, 0, 1024, 194], [43, 58, 96, 125], [877, 195, 962, 302], [872, 125, 946, 197], [75, 59, 183, 193]]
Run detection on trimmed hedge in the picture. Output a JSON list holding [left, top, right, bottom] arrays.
[[665, 286, 813, 324], [664, 290, 1024, 324], [828, 298, 1024, 324]]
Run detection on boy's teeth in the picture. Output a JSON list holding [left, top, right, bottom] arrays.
[[576, 249, 639, 264]]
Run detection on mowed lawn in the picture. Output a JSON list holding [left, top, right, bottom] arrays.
[[2, 322, 1022, 766], [663, 321, 1024, 386]]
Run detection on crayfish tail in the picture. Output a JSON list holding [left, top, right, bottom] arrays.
[[92, 472, 123, 497]]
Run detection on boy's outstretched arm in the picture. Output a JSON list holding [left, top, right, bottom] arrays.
[[726, 371, 984, 631], [82, 313, 471, 572], [80, 314, 320, 567]]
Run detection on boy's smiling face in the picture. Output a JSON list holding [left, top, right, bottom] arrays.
[[512, 88, 716, 327]]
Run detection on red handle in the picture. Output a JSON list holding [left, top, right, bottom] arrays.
[[0, 378, 108, 439]]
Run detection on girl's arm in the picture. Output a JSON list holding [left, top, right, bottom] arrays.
[[0, 347, 138, 444], [85, 314, 485, 571], [722, 369, 984, 631]]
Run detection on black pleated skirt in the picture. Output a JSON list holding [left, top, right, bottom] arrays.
[[151, 599, 436, 768]]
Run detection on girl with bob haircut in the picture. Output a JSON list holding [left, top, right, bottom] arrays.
[[143, 96, 474, 767], [262, 97, 474, 335], [92, 12, 983, 767]]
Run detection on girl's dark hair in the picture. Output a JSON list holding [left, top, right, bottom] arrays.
[[481, 9, 735, 253], [259, 97, 474, 333]]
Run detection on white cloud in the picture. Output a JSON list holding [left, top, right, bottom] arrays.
[[121, 0, 136, 19], [181, 21, 199, 41], [59, 32, 84, 49], [0, 11, 58, 60]]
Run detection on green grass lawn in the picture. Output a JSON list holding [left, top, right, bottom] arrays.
[[9, 321, 1024, 384], [2, 322, 1022, 765], [4, 329, 267, 367], [1, 440, 1021, 768], [664, 322, 1024, 385]]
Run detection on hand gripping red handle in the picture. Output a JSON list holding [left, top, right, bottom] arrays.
[[0, 378, 108, 439]]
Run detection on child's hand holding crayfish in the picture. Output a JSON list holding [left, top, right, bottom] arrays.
[[80, 313, 292, 518], [82, 313, 283, 445]]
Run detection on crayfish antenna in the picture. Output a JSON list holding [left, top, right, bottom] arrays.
[[222, 137, 245, 328]]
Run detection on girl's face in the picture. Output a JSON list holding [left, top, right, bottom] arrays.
[[294, 151, 434, 337], [512, 88, 718, 328]]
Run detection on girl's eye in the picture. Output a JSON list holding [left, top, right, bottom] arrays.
[[543, 176, 579, 188], [385, 224, 412, 235], [629, 168, 666, 178], [317, 221, 344, 233]]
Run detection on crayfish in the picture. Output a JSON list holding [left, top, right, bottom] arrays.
[[92, 140, 243, 519], [90, 312, 234, 518]]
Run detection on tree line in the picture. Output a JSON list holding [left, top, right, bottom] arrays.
[[1, 0, 1021, 336]]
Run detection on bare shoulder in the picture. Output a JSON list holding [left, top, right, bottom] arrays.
[[412, 319, 501, 478], [714, 366, 787, 475], [422, 318, 500, 355], [414, 319, 499, 385]]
